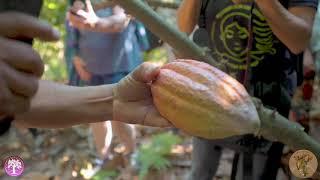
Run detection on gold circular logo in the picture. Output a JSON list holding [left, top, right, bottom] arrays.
[[289, 150, 318, 178]]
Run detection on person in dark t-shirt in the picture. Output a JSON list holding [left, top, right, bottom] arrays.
[[177, 0, 318, 179]]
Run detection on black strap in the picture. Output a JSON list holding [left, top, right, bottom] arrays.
[[231, 153, 240, 180], [243, 3, 255, 89], [198, 0, 210, 28], [279, 0, 304, 86], [235, 4, 255, 179], [243, 152, 254, 180]]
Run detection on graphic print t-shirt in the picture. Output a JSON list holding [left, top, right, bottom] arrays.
[[199, 0, 317, 98]]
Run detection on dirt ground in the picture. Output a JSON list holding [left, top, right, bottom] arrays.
[[0, 125, 296, 180]]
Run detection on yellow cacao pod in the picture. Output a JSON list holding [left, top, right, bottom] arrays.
[[151, 60, 260, 139]]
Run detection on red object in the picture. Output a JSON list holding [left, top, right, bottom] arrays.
[[302, 83, 313, 100], [304, 69, 316, 80]]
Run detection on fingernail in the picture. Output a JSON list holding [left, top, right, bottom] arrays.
[[52, 28, 60, 39]]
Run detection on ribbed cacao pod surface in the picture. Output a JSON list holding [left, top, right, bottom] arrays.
[[151, 60, 260, 139]]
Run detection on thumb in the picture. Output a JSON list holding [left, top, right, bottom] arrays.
[[0, 12, 60, 41]]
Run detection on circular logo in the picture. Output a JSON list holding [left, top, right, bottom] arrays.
[[3, 156, 24, 176], [210, 4, 277, 70], [289, 150, 318, 178]]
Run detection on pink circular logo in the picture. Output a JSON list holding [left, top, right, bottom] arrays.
[[3, 156, 24, 176]]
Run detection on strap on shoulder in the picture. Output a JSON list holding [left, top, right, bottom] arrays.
[[198, 0, 210, 28]]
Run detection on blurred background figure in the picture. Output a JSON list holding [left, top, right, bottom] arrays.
[[309, 1, 320, 144], [65, 0, 150, 167]]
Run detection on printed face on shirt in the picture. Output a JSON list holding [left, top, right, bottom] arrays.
[[221, 21, 249, 57], [210, 4, 278, 70]]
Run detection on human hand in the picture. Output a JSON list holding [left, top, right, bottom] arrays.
[[73, 56, 92, 81], [67, 0, 130, 33], [0, 12, 59, 117], [68, 0, 99, 29], [113, 63, 171, 127]]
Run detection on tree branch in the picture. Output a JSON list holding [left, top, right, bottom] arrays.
[[94, 0, 181, 10], [254, 98, 320, 155], [144, 0, 180, 9], [115, 0, 320, 156], [115, 0, 219, 68]]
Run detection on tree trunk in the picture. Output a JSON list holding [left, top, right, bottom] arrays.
[[115, 0, 320, 156]]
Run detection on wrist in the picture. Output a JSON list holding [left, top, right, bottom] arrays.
[[93, 84, 114, 120]]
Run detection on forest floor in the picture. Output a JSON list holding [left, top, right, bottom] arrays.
[[0, 125, 235, 180], [0, 124, 296, 180]]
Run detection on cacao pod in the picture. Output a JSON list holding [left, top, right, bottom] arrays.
[[151, 60, 260, 139]]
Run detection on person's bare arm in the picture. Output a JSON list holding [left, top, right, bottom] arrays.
[[256, 0, 316, 54], [177, 0, 201, 35], [15, 80, 114, 128], [14, 63, 170, 129]]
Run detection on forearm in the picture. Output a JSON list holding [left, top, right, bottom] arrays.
[[15, 80, 114, 128], [177, 0, 200, 34], [256, 0, 315, 54]]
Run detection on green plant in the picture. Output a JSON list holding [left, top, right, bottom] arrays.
[[92, 170, 119, 180], [135, 132, 182, 180], [33, 0, 68, 82]]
